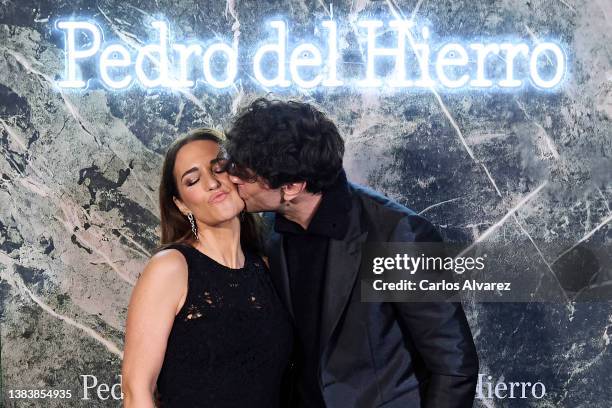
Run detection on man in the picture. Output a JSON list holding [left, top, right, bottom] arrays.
[[222, 97, 479, 408]]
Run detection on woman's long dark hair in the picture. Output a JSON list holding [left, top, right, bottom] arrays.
[[158, 128, 263, 254]]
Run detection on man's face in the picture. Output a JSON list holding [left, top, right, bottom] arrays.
[[225, 164, 283, 212]]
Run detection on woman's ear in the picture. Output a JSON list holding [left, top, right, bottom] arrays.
[[173, 196, 189, 216]]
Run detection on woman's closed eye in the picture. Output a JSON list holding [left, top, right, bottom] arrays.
[[186, 178, 199, 186]]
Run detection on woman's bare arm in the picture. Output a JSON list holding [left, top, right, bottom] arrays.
[[121, 249, 188, 408]]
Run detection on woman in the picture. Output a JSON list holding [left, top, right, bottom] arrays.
[[121, 128, 293, 407]]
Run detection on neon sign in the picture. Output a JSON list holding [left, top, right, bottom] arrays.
[[55, 19, 567, 91]]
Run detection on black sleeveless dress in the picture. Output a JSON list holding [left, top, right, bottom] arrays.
[[156, 243, 293, 408]]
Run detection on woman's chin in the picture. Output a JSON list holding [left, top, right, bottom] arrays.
[[208, 207, 243, 226]]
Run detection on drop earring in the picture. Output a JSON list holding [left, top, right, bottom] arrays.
[[186, 212, 199, 241]]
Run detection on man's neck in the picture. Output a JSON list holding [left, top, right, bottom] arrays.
[[280, 192, 323, 230]]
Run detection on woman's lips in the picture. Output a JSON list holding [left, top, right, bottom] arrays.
[[208, 191, 229, 204]]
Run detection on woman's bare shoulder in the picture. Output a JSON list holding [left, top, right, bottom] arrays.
[[138, 248, 188, 284], [128, 248, 189, 316]]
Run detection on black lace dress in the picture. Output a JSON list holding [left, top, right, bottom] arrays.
[[155, 243, 293, 408]]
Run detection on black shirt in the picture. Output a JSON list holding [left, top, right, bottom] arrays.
[[274, 171, 351, 407]]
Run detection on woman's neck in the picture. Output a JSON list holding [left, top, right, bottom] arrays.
[[193, 218, 244, 269]]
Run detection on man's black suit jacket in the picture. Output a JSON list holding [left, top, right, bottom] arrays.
[[267, 182, 479, 408]]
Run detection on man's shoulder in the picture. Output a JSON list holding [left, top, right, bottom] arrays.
[[347, 182, 442, 242], [348, 182, 417, 217]]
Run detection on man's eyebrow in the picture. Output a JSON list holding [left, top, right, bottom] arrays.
[[181, 167, 199, 180]]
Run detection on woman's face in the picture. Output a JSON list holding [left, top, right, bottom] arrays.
[[173, 140, 245, 226]]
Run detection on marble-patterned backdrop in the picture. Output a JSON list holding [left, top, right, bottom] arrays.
[[0, 0, 610, 407]]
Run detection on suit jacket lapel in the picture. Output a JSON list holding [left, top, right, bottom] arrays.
[[319, 227, 368, 359], [268, 232, 294, 320]]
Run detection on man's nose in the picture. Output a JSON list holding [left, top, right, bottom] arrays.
[[229, 174, 244, 184]]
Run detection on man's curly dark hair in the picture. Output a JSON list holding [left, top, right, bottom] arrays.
[[224, 97, 345, 194]]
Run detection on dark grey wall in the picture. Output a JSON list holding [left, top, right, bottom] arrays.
[[0, 0, 610, 407]]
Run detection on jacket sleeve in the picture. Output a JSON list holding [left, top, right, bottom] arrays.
[[390, 215, 479, 408]]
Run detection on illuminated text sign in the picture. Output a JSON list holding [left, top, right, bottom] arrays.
[[55, 19, 567, 91]]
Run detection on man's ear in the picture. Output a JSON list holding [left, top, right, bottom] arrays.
[[173, 196, 189, 216], [281, 182, 307, 201]]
